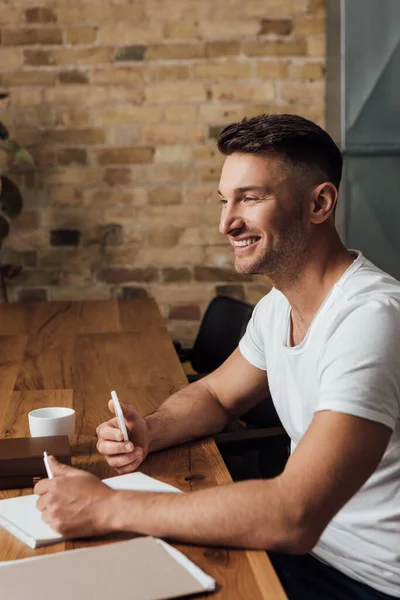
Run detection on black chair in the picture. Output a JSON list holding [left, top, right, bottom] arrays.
[[174, 295, 289, 480], [174, 295, 254, 380]]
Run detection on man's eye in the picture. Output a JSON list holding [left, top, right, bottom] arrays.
[[219, 198, 227, 205], [243, 196, 258, 202]]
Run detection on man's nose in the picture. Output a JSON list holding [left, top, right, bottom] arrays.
[[219, 205, 244, 235]]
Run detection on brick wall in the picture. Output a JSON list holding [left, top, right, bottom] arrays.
[[0, 0, 325, 343]]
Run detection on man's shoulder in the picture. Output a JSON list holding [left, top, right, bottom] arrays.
[[253, 288, 287, 319], [256, 287, 287, 308], [323, 258, 400, 346], [340, 254, 400, 305], [329, 285, 400, 347]]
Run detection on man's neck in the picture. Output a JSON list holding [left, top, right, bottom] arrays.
[[271, 233, 355, 326]]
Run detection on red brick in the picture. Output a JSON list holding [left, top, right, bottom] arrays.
[[169, 304, 200, 320], [147, 227, 182, 247], [29, 145, 56, 166], [162, 267, 192, 283], [141, 124, 206, 145], [192, 61, 251, 79], [59, 267, 92, 286], [98, 268, 158, 284], [157, 65, 190, 82], [308, 0, 325, 14], [194, 267, 248, 282], [25, 7, 57, 23], [145, 83, 206, 103], [147, 43, 206, 60], [0, 7, 20, 25], [58, 70, 89, 85], [294, 17, 325, 36], [200, 166, 222, 182], [288, 62, 324, 80], [54, 108, 91, 128], [2, 28, 62, 46], [52, 47, 113, 66], [0, 48, 22, 69], [259, 19, 293, 35], [13, 211, 39, 231], [48, 187, 83, 206], [97, 147, 154, 165], [206, 41, 240, 58], [24, 49, 54, 66], [243, 39, 307, 57], [163, 22, 197, 40], [164, 104, 198, 123], [103, 168, 132, 186], [198, 20, 259, 39], [119, 287, 149, 300], [100, 22, 163, 44], [256, 60, 289, 79], [57, 148, 88, 166], [85, 188, 146, 207], [43, 129, 105, 145], [211, 82, 274, 102], [20, 268, 59, 285], [1, 70, 57, 86], [148, 187, 182, 205], [66, 27, 97, 45]]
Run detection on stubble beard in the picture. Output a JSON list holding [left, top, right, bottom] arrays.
[[234, 209, 308, 282]]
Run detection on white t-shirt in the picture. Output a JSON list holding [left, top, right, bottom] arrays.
[[239, 251, 400, 597]]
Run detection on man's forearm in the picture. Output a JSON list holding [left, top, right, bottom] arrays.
[[109, 478, 309, 554], [145, 379, 229, 453]]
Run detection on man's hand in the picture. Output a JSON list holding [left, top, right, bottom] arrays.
[[96, 400, 149, 474], [34, 457, 116, 537]]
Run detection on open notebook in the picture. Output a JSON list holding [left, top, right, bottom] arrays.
[[0, 472, 182, 549], [0, 536, 216, 599]]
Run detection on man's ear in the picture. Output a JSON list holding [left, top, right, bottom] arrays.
[[310, 182, 338, 224]]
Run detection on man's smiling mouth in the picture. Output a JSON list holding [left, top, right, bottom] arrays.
[[231, 237, 260, 247]]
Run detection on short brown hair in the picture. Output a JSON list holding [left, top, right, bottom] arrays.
[[218, 114, 343, 189]]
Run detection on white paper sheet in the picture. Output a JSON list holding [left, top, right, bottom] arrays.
[[0, 472, 183, 548]]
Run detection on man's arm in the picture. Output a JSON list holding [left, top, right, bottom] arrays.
[[112, 410, 391, 552], [96, 348, 270, 473], [36, 410, 391, 551], [145, 348, 270, 453]]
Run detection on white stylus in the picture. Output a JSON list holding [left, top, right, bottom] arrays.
[[43, 451, 54, 480], [111, 390, 129, 442]]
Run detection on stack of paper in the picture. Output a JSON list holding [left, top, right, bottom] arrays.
[[0, 536, 216, 599], [0, 472, 182, 549]]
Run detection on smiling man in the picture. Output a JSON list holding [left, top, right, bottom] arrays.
[[36, 115, 400, 600]]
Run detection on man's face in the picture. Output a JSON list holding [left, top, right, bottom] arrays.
[[218, 152, 309, 278]]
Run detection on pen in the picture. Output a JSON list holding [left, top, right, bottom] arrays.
[[43, 451, 54, 480], [111, 390, 129, 442]]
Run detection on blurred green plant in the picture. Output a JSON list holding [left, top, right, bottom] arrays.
[[0, 105, 35, 302]]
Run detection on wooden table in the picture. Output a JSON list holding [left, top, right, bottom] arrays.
[[0, 299, 286, 599]]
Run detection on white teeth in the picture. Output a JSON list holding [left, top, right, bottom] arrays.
[[233, 238, 258, 247]]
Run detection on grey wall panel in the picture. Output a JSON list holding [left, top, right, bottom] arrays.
[[345, 157, 400, 279], [328, 0, 400, 278], [344, 0, 400, 147]]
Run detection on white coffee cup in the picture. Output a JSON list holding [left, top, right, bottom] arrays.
[[28, 407, 75, 442]]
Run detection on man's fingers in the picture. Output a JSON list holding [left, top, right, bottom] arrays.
[[108, 399, 140, 423], [48, 456, 83, 478], [105, 449, 141, 469], [34, 478, 52, 495], [96, 439, 133, 456], [115, 457, 142, 475], [96, 422, 124, 442], [36, 494, 49, 511]]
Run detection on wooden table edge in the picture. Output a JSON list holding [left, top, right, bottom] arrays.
[[246, 550, 287, 599]]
